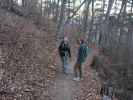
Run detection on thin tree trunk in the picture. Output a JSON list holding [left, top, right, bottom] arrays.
[[40, 0, 43, 16], [105, 0, 114, 20], [67, 0, 70, 17], [82, 0, 91, 33], [102, 0, 106, 14], [52, 0, 56, 19], [118, 0, 127, 19], [131, 0, 133, 13], [73, 0, 76, 9], [22, 0, 25, 7], [57, 0, 66, 40], [114, 0, 118, 14], [89, 0, 94, 33], [54, 0, 60, 22]]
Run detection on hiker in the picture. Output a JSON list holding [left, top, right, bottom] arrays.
[[58, 37, 71, 74], [73, 39, 89, 81]]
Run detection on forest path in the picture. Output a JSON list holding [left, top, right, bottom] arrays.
[[49, 68, 79, 100], [48, 48, 101, 100]]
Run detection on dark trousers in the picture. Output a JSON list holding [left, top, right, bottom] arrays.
[[74, 62, 82, 78], [61, 55, 69, 74]]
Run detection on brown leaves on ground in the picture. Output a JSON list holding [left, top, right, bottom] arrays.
[[0, 8, 56, 100]]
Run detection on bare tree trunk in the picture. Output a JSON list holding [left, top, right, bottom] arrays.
[[105, 0, 114, 20], [102, 0, 106, 14], [54, 0, 60, 22], [22, 0, 25, 7], [89, 0, 94, 33], [131, 0, 133, 13], [118, 0, 127, 19], [57, 0, 66, 40], [48, 0, 52, 17], [73, 0, 76, 8], [8, 0, 14, 9], [82, 0, 91, 33], [52, 0, 56, 20], [44, 0, 49, 17], [40, 0, 43, 16], [114, 0, 118, 14]]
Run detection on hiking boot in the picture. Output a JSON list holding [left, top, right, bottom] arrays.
[[73, 77, 80, 81]]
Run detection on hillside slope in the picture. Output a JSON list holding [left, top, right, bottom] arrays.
[[0, 8, 56, 100]]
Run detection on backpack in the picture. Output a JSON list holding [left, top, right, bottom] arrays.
[[78, 44, 89, 63], [81, 44, 89, 59]]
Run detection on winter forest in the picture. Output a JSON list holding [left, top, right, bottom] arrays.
[[0, 0, 133, 100]]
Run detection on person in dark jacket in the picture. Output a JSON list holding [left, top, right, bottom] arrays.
[[58, 37, 71, 74], [73, 39, 89, 81]]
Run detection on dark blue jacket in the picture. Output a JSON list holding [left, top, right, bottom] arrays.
[[77, 43, 89, 64]]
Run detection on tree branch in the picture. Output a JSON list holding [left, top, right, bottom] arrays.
[[64, 0, 87, 25]]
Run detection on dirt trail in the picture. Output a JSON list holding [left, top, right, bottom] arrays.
[[49, 71, 79, 100], [48, 48, 80, 100]]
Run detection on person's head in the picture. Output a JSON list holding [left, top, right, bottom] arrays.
[[63, 37, 68, 44], [80, 39, 85, 44], [64, 37, 68, 41]]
